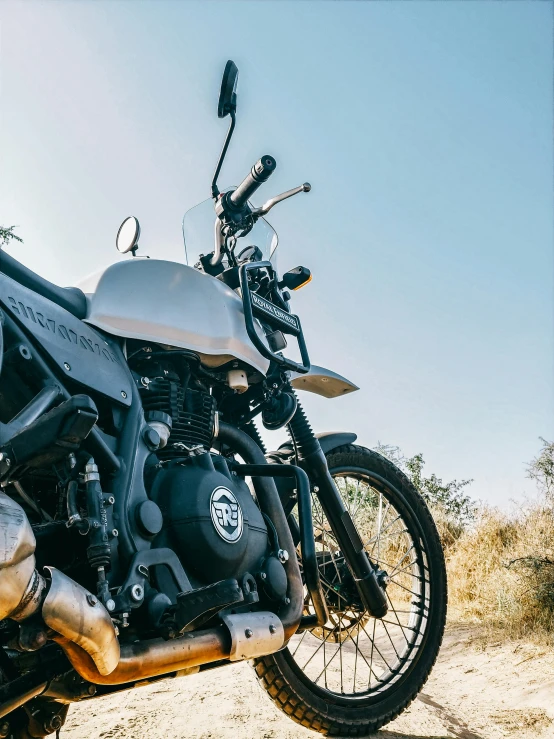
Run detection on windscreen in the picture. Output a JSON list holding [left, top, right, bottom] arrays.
[[182, 196, 278, 268]]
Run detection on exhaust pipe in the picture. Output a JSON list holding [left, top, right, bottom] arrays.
[[42, 567, 120, 676], [0, 491, 46, 623], [2, 615, 283, 712], [53, 627, 231, 685], [0, 492, 120, 676], [53, 609, 285, 686]]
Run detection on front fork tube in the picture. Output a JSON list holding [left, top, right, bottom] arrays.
[[305, 448, 389, 618]]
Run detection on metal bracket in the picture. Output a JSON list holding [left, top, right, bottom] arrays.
[[221, 611, 284, 661], [239, 261, 310, 374], [114, 548, 192, 612]]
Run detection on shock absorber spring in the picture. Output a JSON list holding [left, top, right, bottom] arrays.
[[286, 396, 319, 459]]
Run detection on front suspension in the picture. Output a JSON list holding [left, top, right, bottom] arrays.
[[287, 395, 389, 619]]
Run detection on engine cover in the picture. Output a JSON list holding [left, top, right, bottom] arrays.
[[150, 453, 269, 589]]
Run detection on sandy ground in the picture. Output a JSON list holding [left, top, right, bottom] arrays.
[[63, 623, 554, 739]]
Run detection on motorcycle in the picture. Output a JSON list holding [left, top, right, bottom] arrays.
[[0, 61, 446, 737]]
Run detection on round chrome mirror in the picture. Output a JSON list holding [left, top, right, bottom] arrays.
[[116, 216, 140, 254]]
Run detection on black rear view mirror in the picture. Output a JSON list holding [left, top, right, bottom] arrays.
[[212, 61, 239, 197], [218, 60, 239, 118]]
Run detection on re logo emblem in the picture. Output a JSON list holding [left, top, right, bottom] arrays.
[[213, 501, 238, 528], [210, 487, 243, 543]]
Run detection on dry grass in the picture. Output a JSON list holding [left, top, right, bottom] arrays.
[[443, 501, 554, 643], [489, 708, 552, 734]]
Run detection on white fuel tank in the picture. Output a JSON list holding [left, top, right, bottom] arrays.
[[79, 259, 270, 375]]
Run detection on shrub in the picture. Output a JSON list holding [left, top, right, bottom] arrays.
[[374, 438, 554, 641], [527, 437, 554, 502], [447, 504, 554, 641], [373, 443, 475, 546]]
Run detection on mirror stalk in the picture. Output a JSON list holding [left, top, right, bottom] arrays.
[[252, 183, 311, 217], [211, 110, 236, 199]]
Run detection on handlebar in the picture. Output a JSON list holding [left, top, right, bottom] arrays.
[[228, 155, 276, 210]]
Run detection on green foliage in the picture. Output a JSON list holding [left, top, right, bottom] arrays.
[[0, 225, 23, 247], [527, 437, 554, 502], [405, 452, 475, 525], [507, 556, 554, 622], [374, 443, 476, 526]]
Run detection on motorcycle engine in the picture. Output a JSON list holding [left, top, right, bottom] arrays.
[[150, 452, 269, 589], [138, 360, 286, 603]]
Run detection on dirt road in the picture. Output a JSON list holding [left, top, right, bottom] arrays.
[[63, 624, 554, 739]]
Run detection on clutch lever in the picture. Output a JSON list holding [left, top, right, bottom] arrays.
[[251, 182, 311, 217]]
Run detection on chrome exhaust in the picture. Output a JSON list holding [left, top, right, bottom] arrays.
[[42, 567, 120, 676], [54, 627, 231, 685], [0, 492, 120, 676], [0, 491, 46, 623], [53, 609, 285, 686]]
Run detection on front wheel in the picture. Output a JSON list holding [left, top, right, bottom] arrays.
[[254, 444, 447, 736]]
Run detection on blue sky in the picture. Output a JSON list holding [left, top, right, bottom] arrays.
[[1, 1, 552, 505]]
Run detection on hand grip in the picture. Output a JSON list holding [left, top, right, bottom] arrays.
[[229, 155, 277, 210]]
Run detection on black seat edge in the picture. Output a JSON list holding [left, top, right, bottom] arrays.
[[0, 250, 88, 320]]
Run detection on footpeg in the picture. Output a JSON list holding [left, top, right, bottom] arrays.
[[175, 578, 244, 633]]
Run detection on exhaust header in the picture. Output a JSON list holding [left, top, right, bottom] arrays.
[[0, 492, 119, 676]]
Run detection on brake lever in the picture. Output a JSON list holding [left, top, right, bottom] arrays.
[[251, 182, 311, 217]]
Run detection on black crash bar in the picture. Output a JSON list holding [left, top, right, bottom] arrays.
[[231, 462, 329, 629]]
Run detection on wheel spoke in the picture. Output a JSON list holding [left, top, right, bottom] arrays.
[[380, 618, 417, 634], [366, 513, 400, 548], [381, 620, 401, 660], [288, 464, 433, 700], [369, 528, 411, 556], [385, 592, 412, 644], [291, 629, 309, 658], [360, 621, 394, 673], [322, 528, 342, 583], [388, 579, 422, 598], [390, 570, 423, 583], [390, 560, 421, 580], [300, 621, 341, 672], [368, 617, 377, 689], [339, 610, 344, 693], [353, 617, 360, 692], [320, 579, 349, 605], [313, 638, 343, 684], [313, 616, 382, 687], [388, 544, 416, 576], [376, 492, 383, 563], [342, 621, 383, 684]]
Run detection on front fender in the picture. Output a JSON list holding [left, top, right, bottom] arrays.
[[268, 432, 358, 508], [276, 431, 357, 458]]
